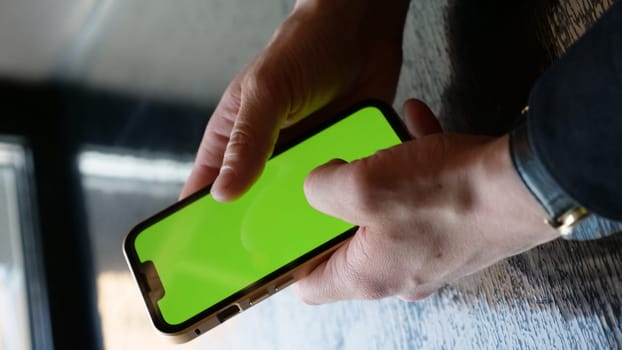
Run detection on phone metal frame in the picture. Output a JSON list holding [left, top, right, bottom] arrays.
[[122, 99, 411, 343]]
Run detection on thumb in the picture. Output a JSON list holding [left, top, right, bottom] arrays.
[[402, 98, 442, 138], [304, 158, 365, 225]]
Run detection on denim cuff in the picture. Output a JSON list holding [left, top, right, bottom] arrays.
[[509, 118, 622, 240]]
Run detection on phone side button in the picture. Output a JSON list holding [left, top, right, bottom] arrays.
[[249, 289, 270, 306], [274, 276, 295, 292]]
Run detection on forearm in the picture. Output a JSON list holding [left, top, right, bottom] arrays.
[[524, 2, 622, 221]]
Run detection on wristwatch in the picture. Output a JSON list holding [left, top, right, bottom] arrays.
[[509, 114, 622, 240]]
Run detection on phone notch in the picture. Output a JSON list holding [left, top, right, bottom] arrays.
[[138, 260, 165, 304]]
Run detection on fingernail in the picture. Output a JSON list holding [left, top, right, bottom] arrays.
[[212, 166, 234, 201]]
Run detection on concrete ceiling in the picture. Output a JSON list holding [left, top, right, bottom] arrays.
[[0, 0, 292, 105]]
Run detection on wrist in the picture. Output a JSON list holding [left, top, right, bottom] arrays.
[[478, 135, 559, 252]]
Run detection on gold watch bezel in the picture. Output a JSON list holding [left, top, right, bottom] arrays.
[[548, 207, 590, 237]]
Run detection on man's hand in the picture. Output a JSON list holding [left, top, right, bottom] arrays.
[[295, 99, 559, 303], [181, 0, 410, 201]]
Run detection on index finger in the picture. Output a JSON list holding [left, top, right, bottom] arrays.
[[210, 76, 290, 201], [179, 83, 242, 199], [180, 68, 291, 201]]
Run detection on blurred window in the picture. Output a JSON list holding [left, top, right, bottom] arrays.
[[0, 139, 52, 350], [78, 148, 206, 349]]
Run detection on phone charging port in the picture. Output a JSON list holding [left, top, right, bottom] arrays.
[[217, 304, 241, 323]]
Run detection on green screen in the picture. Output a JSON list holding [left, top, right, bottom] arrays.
[[133, 106, 402, 326]]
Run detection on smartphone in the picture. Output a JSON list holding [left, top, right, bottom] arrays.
[[123, 100, 410, 343]]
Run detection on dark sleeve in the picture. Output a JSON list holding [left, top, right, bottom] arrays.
[[527, 2, 622, 221]]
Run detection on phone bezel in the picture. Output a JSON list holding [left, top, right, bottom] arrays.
[[122, 99, 411, 340]]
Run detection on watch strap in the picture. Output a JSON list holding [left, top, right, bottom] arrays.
[[510, 118, 622, 240]]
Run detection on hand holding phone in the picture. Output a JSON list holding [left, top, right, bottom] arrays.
[[123, 100, 410, 342]]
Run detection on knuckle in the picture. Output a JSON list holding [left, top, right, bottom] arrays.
[[347, 161, 380, 213], [198, 143, 223, 169], [297, 292, 316, 305], [243, 50, 301, 111], [356, 278, 390, 300], [225, 120, 255, 161], [404, 273, 428, 292], [292, 282, 316, 305], [400, 290, 434, 302], [245, 65, 267, 89], [343, 232, 389, 300], [401, 269, 443, 299], [243, 64, 283, 101], [399, 275, 439, 302]]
